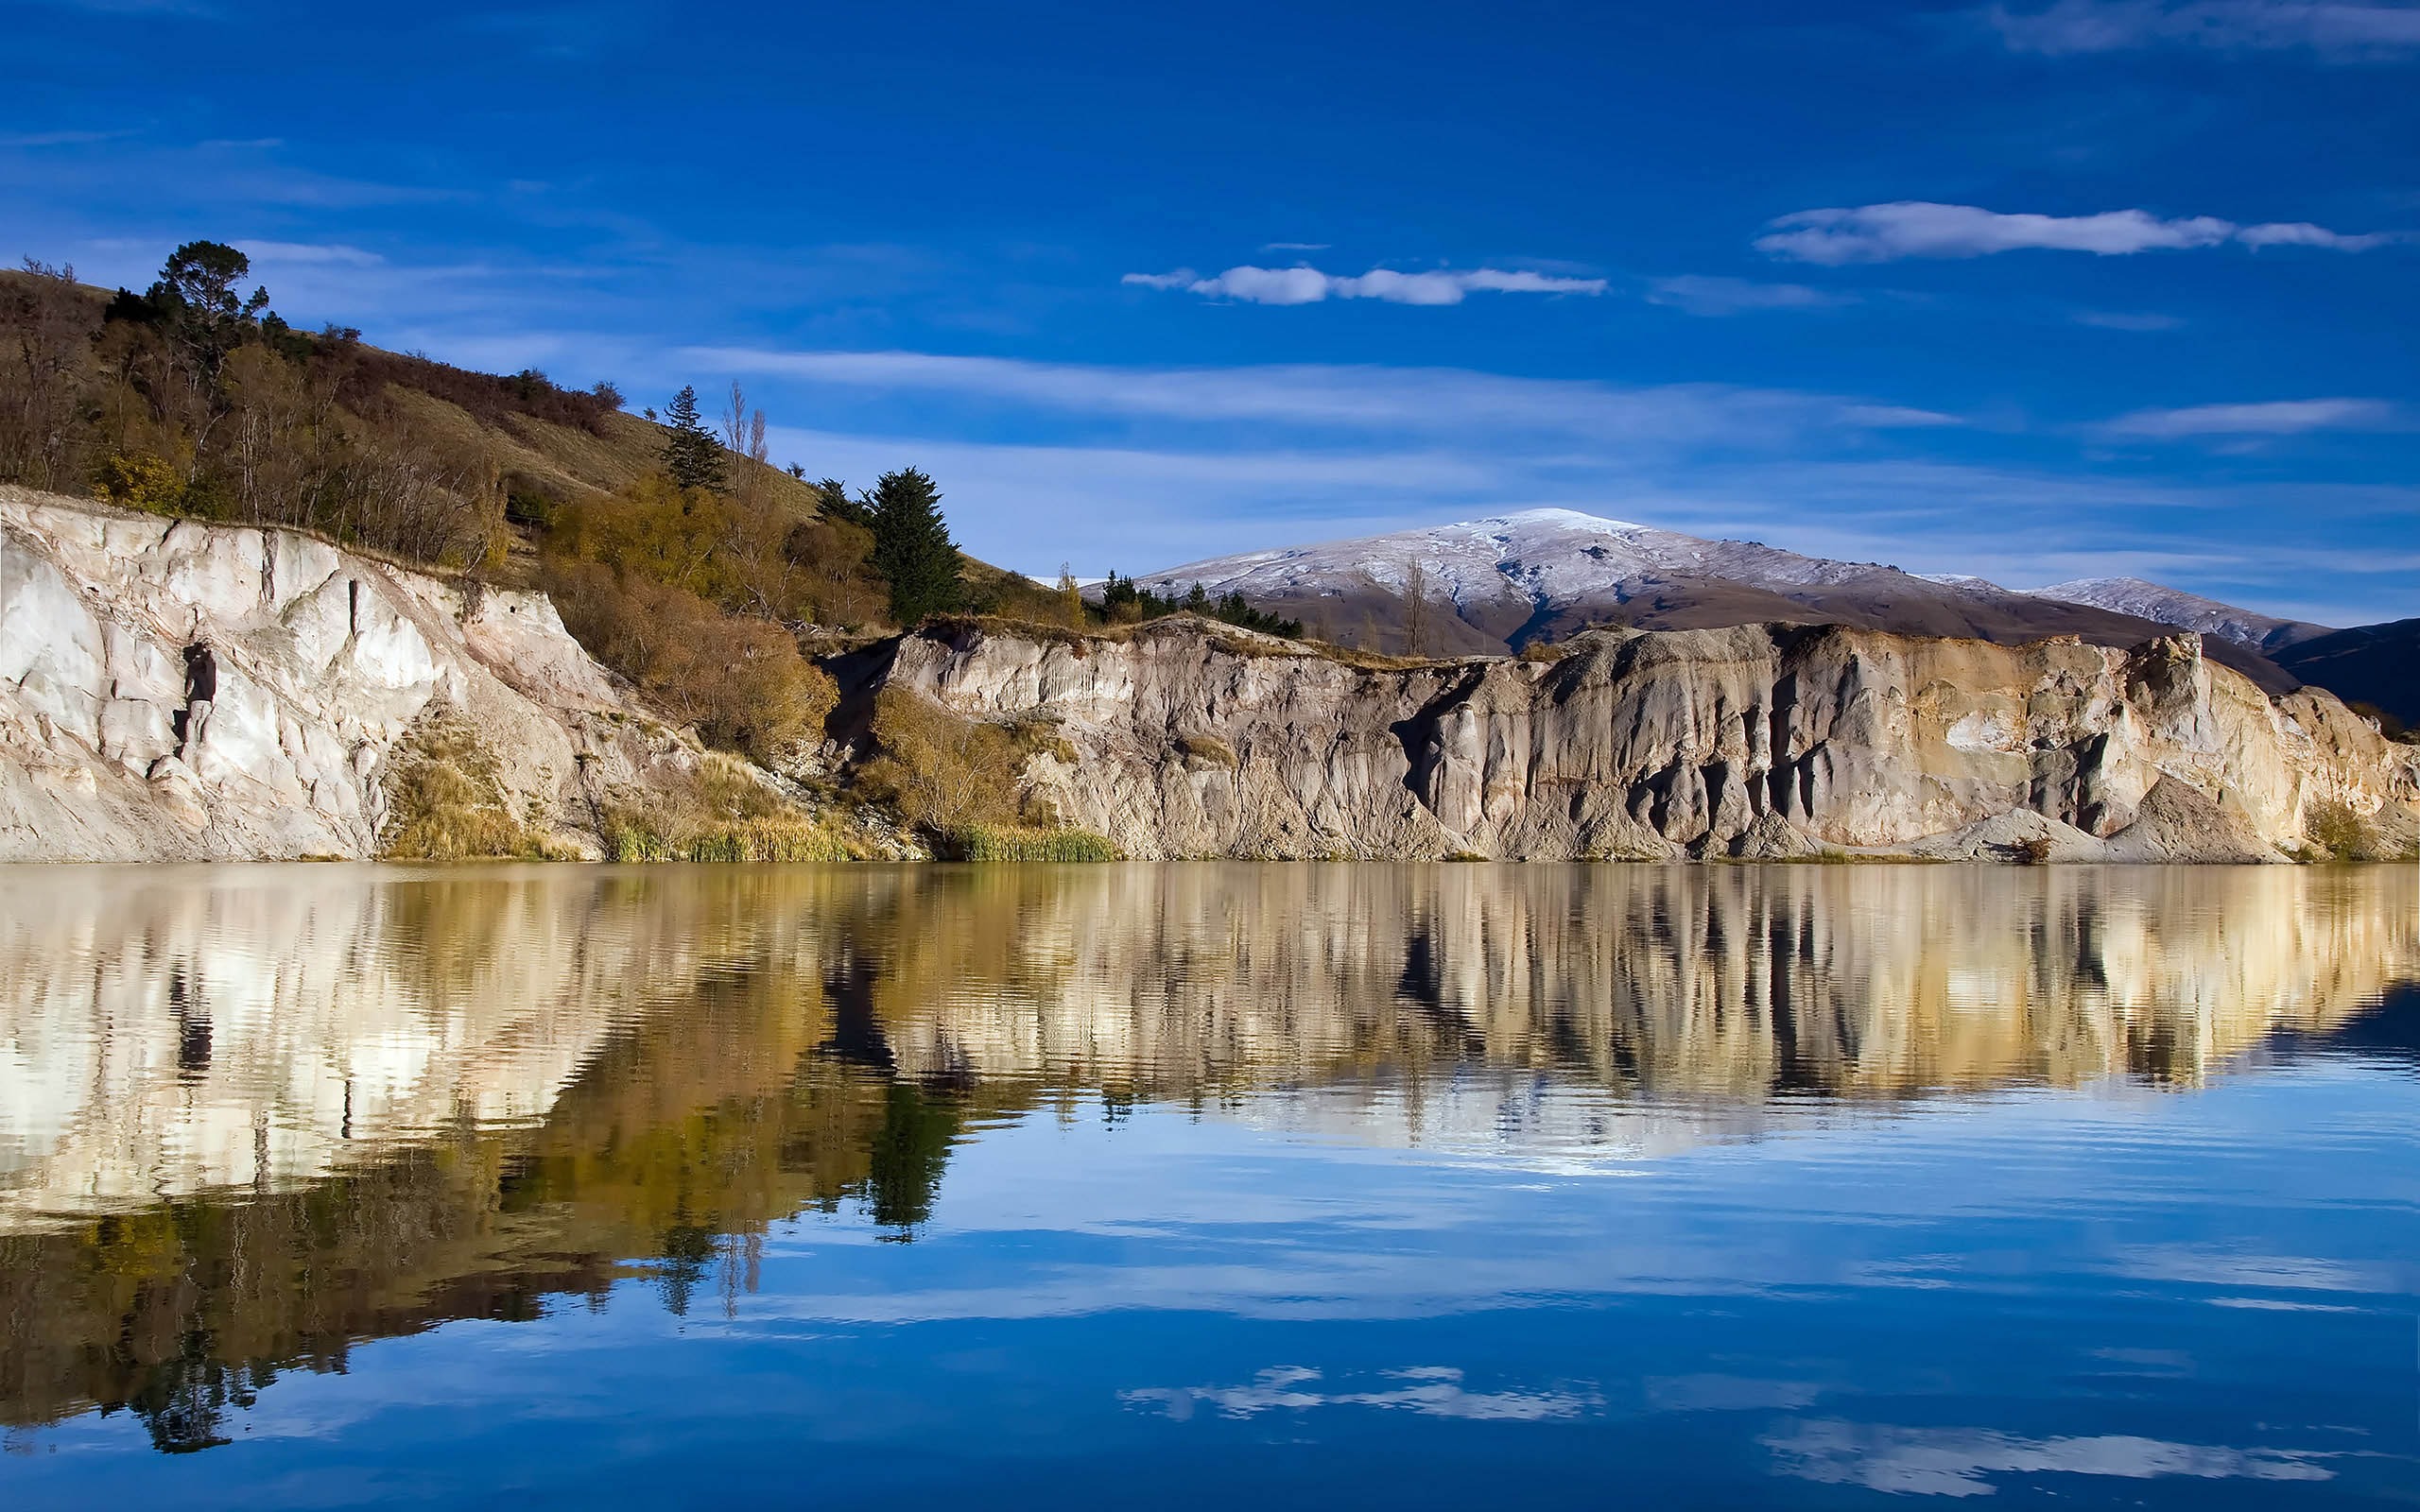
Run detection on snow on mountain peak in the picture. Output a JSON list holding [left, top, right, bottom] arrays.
[[1135, 507, 1886, 610], [2024, 576, 2325, 650]]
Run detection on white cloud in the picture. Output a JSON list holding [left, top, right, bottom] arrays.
[[1646, 275, 1851, 315], [1758, 201, 2395, 262], [1261, 241, 1331, 251], [1125, 263, 1608, 305], [1987, 0, 2420, 58], [2100, 397, 2404, 438]]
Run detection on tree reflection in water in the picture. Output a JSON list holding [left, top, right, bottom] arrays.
[[0, 861, 2411, 1452]]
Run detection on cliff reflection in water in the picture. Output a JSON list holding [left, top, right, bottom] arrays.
[[0, 862, 2412, 1449]]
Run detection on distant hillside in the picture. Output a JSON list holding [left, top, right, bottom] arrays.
[[2274, 619, 2420, 730], [2024, 576, 2333, 654], [1137, 507, 2305, 692]]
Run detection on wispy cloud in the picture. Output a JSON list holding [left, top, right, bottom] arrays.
[[27, 0, 219, 12], [1260, 241, 1331, 251], [1645, 275, 1852, 316], [238, 240, 387, 267], [0, 129, 130, 148], [1986, 0, 2420, 59], [2073, 309, 2187, 331], [1758, 201, 2396, 262], [2100, 397, 2405, 438], [1124, 264, 1608, 305], [686, 348, 1955, 441], [660, 346, 2413, 623], [2232, 220, 2393, 249]]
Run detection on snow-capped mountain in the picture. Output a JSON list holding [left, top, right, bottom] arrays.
[[1133, 508, 2305, 688], [2024, 577, 2331, 653], [1147, 508, 1907, 610]]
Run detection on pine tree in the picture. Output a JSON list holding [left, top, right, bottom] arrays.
[[814, 476, 873, 530], [660, 385, 726, 491], [147, 241, 271, 383], [867, 467, 963, 625]]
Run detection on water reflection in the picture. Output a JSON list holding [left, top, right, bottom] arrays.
[[0, 862, 2411, 1454]]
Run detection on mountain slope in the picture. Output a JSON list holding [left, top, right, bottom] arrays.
[[2025, 576, 2332, 653], [1139, 508, 2300, 690], [2273, 618, 2420, 729]]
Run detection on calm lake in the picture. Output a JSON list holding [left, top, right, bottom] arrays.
[[2, 863, 2414, 1505]]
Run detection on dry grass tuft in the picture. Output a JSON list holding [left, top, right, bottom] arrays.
[[1176, 733, 1237, 769], [380, 709, 572, 860], [602, 753, 852, 862]]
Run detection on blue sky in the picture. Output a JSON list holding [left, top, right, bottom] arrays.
[[5, 0, 2415, 623]]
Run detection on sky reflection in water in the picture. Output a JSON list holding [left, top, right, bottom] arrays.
[[0, 863, 2413, 1505]]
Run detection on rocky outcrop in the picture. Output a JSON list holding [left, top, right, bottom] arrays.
[[873, 616, 2420, 862], [6, 490, 2414, 864], [0, 488, 736, 861]]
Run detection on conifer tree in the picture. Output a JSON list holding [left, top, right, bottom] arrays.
[[867, 467, 963, 625], [814, 476, 873, 529], [147, 240, 270, 384], [660, 385, 726, 491]]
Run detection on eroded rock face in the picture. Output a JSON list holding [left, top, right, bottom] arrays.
[[879, 617, 2420, 862], [8, 489, 2414, 865], [0, 489, 715, 861]]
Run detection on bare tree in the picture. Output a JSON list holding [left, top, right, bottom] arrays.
[[1058, 563, 1084, 628], [1402, 556, 1431, 658], [721, 381, 769, 507], [0, 260, 96, 491]]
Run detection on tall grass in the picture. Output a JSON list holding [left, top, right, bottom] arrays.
[[946, 823, 1119, 861]]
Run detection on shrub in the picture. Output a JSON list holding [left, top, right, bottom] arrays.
[[92, 452, 185, 514], [548, 558, 838, 765], [858, 688, 1027, 833], [2303, 799, 2377, 862]]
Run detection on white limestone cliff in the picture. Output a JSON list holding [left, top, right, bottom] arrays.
[[0, 488, 717, 860], [876, 616, 2420, 862]]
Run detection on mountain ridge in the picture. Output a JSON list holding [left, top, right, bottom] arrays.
[[1133, 507, 2310, 692], [2023, 576, 2333, 653]]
